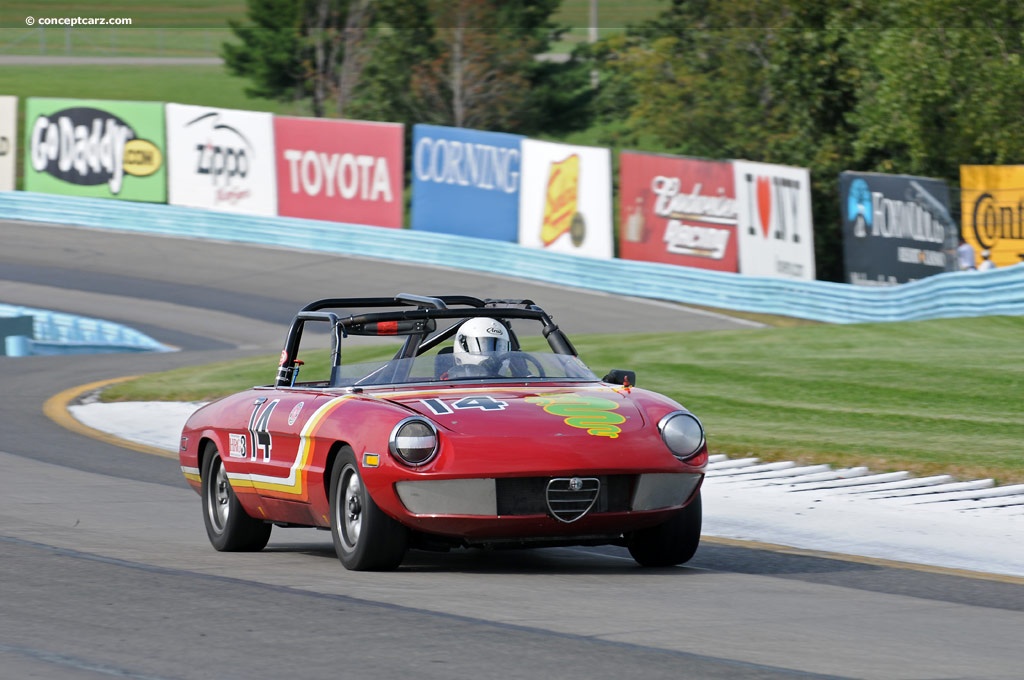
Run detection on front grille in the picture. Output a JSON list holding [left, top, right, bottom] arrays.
[[546, 477, 600, 523], [495, 475, 633, 519]]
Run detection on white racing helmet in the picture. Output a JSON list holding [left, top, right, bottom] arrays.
[[454, 317, 511, 366]]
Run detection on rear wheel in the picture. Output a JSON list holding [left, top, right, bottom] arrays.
[[627, 493, 702, 567], [329, 446, 408, 571], [201, 445, 272, 552]]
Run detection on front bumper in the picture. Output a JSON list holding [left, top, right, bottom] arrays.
[[395, 472, 702, 520]]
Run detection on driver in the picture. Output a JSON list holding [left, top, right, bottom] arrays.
[[448, 317, 511, 378]]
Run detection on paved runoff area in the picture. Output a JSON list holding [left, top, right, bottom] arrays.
[[71, 401, 1024, 579]]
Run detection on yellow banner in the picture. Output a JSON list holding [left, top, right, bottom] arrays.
[[960, 165, 1024, 268]]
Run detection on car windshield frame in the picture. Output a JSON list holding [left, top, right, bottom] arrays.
[[274, 295, 587, 389]]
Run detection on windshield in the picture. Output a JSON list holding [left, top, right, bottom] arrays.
[[330, 351, 598, 387]]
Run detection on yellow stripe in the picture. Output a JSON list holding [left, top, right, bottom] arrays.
[[247, 396, 353, 496], [43, 377, 178, 460]]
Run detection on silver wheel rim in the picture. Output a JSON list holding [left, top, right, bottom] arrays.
[[340, 465, 363, 551], [207, 458, 231, 533]]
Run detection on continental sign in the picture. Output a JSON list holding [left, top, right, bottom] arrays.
[[960, 165, 1024, 268], [23, 98, 166, 202]]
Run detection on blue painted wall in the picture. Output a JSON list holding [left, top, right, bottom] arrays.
[[2, 192, 1022, 326]]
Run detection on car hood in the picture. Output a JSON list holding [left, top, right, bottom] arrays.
[[375, 384, 651, 439]]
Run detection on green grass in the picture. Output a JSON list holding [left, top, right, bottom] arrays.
[[104, 316, 1024, 486], [0, 0, 667, 56], [0, 65, 303, 113], [0, 1, 245, 55], [551, 0, 668, 51]]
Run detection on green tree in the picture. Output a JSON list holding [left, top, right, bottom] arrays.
[[222, 0, 307, 106], [224, 0, 376, 117], [348, 0, 576, 133], [851, 0, 1024, 176]]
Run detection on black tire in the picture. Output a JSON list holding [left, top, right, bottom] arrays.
[[201, 444, 272, 552], [627, 492, 702, 567], [329, 446, 408, 571]]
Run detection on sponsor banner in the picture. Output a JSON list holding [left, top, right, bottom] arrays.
[[166, 103, 276, 216], [23, 97, 166, 202], [960, 165, 1024, 268], [411, 124, 523, 240], [275, 117, 403, 227], [518, 139, 613, 259], [619, 152, 738, 272], [734, 161, 816, 280], [0, 96, 16, 191], [840, 171, 956, 286]]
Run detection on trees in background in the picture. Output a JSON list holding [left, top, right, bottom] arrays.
[[583, 0, 1024, 280], [225, 0, 574, 131], [225, 0, 1024, 281]]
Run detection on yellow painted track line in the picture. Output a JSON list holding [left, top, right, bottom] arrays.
[[702, 535, 1024, 585], [43, 377, 177, 460]]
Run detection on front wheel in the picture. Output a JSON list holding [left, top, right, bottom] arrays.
[[201, 445, 272, 552], [329, 447, 408, 571], [627, 493, 702, 567]]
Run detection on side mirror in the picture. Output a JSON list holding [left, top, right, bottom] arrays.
[[602, 369, 636, 387]]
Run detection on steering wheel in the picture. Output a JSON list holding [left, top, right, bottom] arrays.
[[497, 351, 545, 378]]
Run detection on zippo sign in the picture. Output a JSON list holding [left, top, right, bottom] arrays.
[[734, 161, 816, 280], [166, 103, 276, 216], [411, 124, 523, 240], [275, 117, 403, 227], [619, 152, 738, 272], [518, 139, 613, 259]]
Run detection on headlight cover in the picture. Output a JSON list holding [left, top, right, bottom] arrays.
[[389, 417, 439, 466], [658, 411, 705, 461]]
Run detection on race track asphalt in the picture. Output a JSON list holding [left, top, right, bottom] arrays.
[[2, 219, 1022, 680]]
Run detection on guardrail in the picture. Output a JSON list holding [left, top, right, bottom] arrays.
[[2, 191, 1022, 325], [0, 302, 172, 356]]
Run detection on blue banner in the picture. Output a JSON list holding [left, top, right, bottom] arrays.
[[411, 125, 523, 240]]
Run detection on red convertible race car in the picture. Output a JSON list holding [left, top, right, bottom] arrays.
[[179, 294, 708, 570]]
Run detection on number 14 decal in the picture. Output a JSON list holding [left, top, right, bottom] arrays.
[[248, 398, 279, 461], [420, 396, 508, 415]]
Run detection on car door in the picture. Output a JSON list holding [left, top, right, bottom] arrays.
[[240, 391, 327, 523]]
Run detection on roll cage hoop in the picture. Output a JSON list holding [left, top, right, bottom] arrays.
[[274, 294, 578, 388]]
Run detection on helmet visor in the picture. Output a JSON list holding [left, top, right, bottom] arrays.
[[464, 336, 508, 354]]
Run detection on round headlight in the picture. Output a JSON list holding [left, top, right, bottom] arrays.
[[658, 412, 705, 460], [389, 417, 439, 466]]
